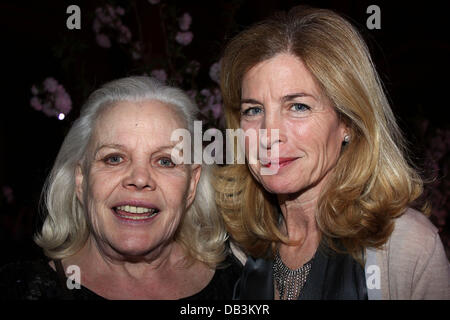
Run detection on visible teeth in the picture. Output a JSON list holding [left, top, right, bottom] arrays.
[[116, 213, 157, 220], [116, 205, 157, 214]]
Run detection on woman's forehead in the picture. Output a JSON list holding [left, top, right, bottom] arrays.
[[242, 53, 323, 98], [91, 100, 186, 147]]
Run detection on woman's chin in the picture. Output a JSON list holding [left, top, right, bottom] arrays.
[[109, 237, 160, 258], [260, 178, 302, 195]]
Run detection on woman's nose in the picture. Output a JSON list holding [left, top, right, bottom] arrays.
[[260, 112, 283, 150], [122, 162, 155, 191]]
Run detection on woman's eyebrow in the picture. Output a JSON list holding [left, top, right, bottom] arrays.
[[93, 143, 126, 158], [240, 98, 262, 105], [95, 143, 125, 152], [94, 143, 179, 156], [281, 92, 316, 102], [240, 93, 317, 106]]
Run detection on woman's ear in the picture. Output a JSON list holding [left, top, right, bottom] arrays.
[[339, 119, 351, 145], [186, 164, 202, 208], [75, 163, 84, 205]]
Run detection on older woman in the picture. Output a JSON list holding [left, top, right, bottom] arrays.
[[0, 76, 241, 299], [215, 6, 449, 299]]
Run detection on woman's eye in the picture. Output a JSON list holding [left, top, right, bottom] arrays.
[[290, 103, 310, 112], [104, 155, 124, 165], [158, 157, 175, 168], [241, 106, 263, 117]]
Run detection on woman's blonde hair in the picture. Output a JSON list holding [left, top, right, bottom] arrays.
[[214, 6, 426, 261], [35, 76, 227, 267]]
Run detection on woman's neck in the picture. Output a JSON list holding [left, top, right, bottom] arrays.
[[277, 189, 322, 269], [70, 236, 181, 279], [59, 236, 211, 299]]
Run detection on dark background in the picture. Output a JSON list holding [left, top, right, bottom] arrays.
[[0, 0, 449, 266]]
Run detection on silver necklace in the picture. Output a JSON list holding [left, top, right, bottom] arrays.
[[273, 250, 313, 300]]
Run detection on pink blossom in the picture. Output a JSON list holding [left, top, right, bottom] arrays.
[[199, 87, 223, 120], [200, 88, 212, 97], [95, 7, 113, 25], [117, 24, 132, 44], [31, 85, 39, 95], [43, 77, 59, 93], [209, 62, 221, 84], [96, 33, 111, 48], [131, 42, 142, 60], [30, 96, 42, 111], [186, 90, 197, 100], [178, 13, 192, 31], [186, 60, 200, 74], [92, 18, 101, 33], [106, 5, 116, 18], [30, 78, 72, 118], [2, 185, 14, 204], [175, 31, 193, 46], [209, 103, 223, 119], [116, 6, 125, 16], [42, 102, 55, 117], [151, 69, 168, 82], [54, 86, 72, 114]]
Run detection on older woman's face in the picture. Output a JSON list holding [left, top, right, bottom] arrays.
[[76, 100, 201, 259], [240, 53, 347, 195]]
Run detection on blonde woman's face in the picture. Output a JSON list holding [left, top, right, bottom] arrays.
[[240, 53, 347, 195], [75, 101, 201, 260]]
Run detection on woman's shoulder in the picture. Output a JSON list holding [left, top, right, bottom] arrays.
[[387, 207, 441, 259], [0, 258, 54, 281], [370, 207, 450, 299], [0, 258, 62, 300], [394, 207, 438, 238]]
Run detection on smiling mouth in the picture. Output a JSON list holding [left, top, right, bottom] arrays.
[[260, 157, 299, 168], [113, 205, 160, 221]]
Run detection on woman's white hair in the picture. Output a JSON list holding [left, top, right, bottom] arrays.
[[35, 76, 227, 267]]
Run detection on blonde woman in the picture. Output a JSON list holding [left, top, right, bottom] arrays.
[[0, 77, 241, 299], [215, 6, 449, 299]]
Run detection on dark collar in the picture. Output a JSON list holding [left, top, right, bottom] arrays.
[[235, 244, 367, 300]]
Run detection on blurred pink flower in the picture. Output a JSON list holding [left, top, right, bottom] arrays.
[[209, 61, 221, 84], [42, 102, 55, 117], [186, 60, 200, 74], [30, 78, 72, 118], [93, 18, 101, 33], [43, 77, 58, 93], [131, 42, 143, 60], [94, 5, 133, 48], [106, 5, 116, 18], [200, 88, 212, 97], [2, 185, 14, 204], [199, 87, 223, 120], [209, 103, 223, 120], [30, 96, 42, 111], [116, 6, 125, 16], [54, 86, 72, 114], [186, 89, 197, 100], [175, 31, 193, 46], [148, 0, 160, 4], [96, 33, 111, 48], [95, 7, 113, 25], [178, 13, 192, 31], [117, 24, 132, 44], [31, 85, 39, 95], [151, 69, 168, 82]]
